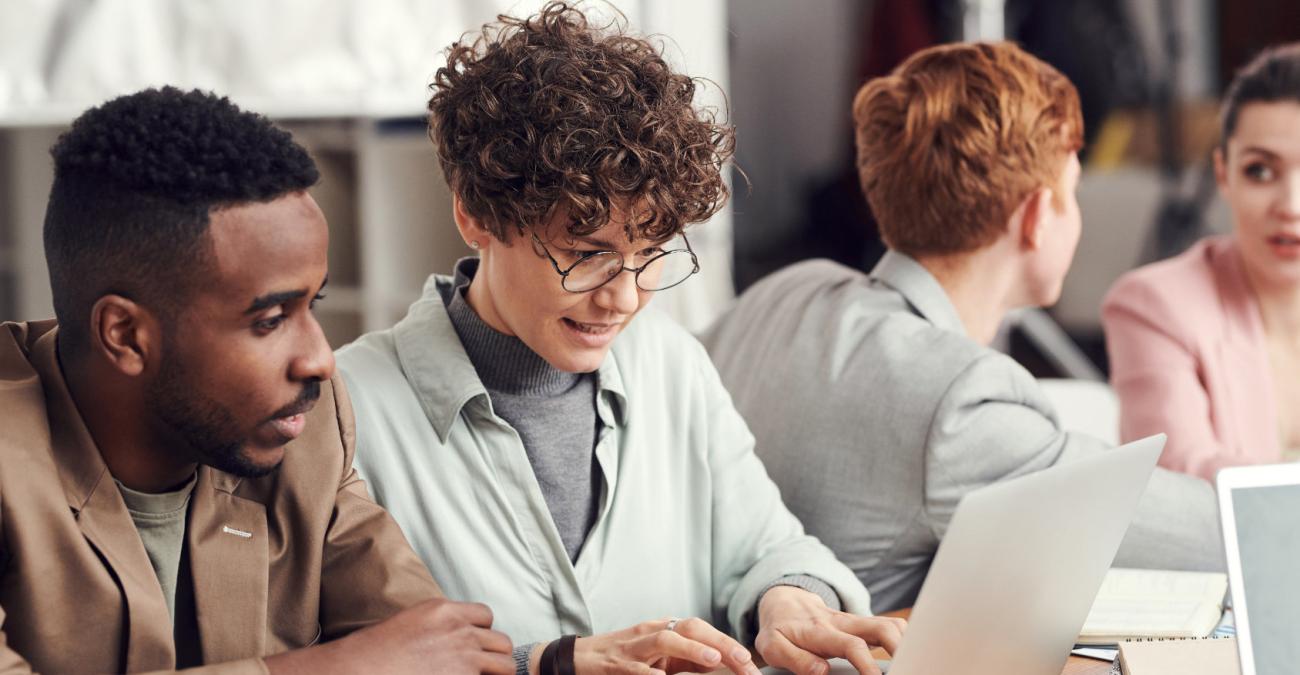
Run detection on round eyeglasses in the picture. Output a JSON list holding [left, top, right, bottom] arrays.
[[532, 233, 701, 293]]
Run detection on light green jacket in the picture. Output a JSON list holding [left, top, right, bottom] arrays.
[[336, 272, 871, 646]]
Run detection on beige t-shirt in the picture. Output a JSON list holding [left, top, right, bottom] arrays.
[[116, 473, 202, 666]]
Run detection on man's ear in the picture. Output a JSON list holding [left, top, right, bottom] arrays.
[[89, 295, 160, 377], [1014, 187, 1052, 252]]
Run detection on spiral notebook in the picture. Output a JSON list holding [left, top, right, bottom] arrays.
[[1078, 568, 1228, 645], [1106, 636, 1239, 675]]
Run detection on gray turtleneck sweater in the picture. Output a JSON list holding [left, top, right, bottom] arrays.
[[445, 265, 601, 562]]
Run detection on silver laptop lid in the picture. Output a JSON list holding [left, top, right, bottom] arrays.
[[885, 434, 1165, 675], [1216, 463, 1300, 675]]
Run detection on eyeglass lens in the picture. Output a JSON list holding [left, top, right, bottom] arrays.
[[563, 247, 696, 292]]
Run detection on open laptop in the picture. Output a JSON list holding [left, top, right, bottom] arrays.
[[764, 434, 1166, 675], [1216, 463, 1300, 675]]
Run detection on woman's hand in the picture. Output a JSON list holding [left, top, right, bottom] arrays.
[[537, 617, 762, 675], [754, 587, 907, 675]]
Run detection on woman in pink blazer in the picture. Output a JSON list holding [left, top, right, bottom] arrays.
[[1103, 44, 1300, 481]]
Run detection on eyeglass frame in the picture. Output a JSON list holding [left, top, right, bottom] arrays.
[[530, 231, 701, 293]]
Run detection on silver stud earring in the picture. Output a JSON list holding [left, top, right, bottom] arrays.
[[469, 241, 481, 250]]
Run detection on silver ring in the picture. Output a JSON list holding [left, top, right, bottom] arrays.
[[666, 618, 680, 632]]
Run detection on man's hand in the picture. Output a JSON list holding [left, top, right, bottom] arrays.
[[266, 598, 515, 674], [540, 617, 761, 675], [754, 587, 906, 675]]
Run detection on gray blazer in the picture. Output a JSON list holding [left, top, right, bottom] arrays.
[[702, 253, 1224, 613]]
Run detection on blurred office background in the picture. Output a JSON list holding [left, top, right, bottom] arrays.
[[1, 0, 1298, 380], [0, 0, 733, 341]]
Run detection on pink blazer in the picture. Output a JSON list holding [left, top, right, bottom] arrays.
[[1102, 235, 1279, 481]]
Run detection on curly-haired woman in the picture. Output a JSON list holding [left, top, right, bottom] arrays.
[[335, 3, 904, 675]]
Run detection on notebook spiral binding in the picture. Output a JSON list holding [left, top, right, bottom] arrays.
[[1107, 634, 1235, 674], [1125, 635, 1232, 642]]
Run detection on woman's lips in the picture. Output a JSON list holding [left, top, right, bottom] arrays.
[[1266, 232, 1300, 260], [562, 318, 620, 348]]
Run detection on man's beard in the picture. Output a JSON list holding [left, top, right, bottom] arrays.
[[147, 353, 317, 478]]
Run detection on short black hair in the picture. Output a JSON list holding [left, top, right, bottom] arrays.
[[44, 87, 319, 356], [1221, 43, 1300, 148]]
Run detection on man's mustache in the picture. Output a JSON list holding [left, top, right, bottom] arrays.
[[268, 379, 321, 421]]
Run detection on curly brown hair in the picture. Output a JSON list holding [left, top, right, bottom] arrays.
[[428, 1, 734, 243]]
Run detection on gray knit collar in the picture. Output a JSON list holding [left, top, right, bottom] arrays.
[[443, 257, 584, 396]]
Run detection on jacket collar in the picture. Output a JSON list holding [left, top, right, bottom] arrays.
[[393, 264, 628, 443], [1204, 235, 1266, 345], [25, 324, 267, 667], [28, 326, 245, 504], [868, 250, 967, 334], [27, 326, 115, 514], [26, 326, 178, 668]]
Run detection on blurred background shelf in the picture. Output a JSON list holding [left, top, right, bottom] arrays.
[[0, 0, 733, 346]]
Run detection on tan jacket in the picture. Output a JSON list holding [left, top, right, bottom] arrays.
[[0, 321, 442, 674]]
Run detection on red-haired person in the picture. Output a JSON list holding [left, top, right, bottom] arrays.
[[336, 3, 905, 675], [704, 42, 1223, 613], [1103, 44, 1300, 481]]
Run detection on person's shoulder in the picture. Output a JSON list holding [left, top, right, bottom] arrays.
[[615, 305, 705, 363], [1103, 236, 1227, 324], [611, 307, 749, 414], [868, 308, 996, 395], [1108, 238, 1221, 296], [0, 319, 53, 377], [707, 258, 888, 343], [739, 258, 868, 306], [808, 263, 985, 380], [0, 320, 58, 458], [765, 257, 867, 284], [336, 324, 401, 372], [335, 273, 461, 396], [334, 326, 409, 400], [725, 256, 1008, 358], [943, 347, 1048, 408], [723, 258, 984, 386], [309, 373, 354, 459]]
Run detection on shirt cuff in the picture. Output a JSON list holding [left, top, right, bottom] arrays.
[[514, 642, 539, 675], [745, 574, 844, 645]]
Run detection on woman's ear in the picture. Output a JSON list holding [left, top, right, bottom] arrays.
[[453, 195, 488, 251], [1213, 147, 1228, 192]]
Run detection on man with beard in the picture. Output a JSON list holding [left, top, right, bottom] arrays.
[[0, 88, 514, 674]]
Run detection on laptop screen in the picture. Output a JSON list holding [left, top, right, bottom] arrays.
[[1230, 483, 1300, 675]]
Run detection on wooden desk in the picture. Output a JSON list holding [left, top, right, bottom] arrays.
[[873, 609, 1113, 675]]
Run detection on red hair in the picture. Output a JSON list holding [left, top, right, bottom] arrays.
[[853, 41, 1083, 256]]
